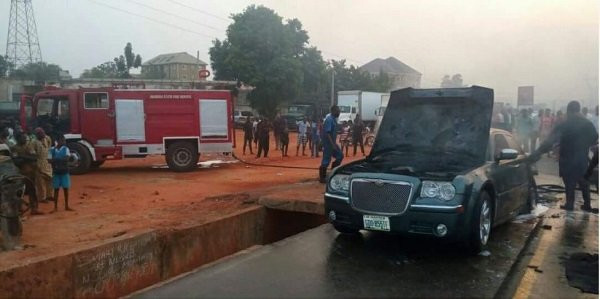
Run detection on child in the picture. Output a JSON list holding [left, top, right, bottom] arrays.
[[49, 135, 74, 212], [280, 126, 289, 157]]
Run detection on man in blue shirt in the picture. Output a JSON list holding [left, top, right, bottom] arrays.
[[320, 105, 343, 183]]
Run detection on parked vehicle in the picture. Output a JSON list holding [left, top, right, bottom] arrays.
[[337, 91, 389, 127], [234, 110, 254, 128], [284, 102, 327, 130], [21, 87, 235, 174], [324, 86, 536, 254]]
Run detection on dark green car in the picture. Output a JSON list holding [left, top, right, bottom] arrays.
[[324, 86, 536, 253]]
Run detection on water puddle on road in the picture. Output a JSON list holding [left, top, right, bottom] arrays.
[[151, 159, 239, 169]]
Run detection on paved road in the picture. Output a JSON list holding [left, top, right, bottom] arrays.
[[135, 219, 536, 298]]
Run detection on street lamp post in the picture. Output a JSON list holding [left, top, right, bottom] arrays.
[[330, 70, 335, 106]]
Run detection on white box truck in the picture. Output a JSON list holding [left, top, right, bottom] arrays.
[[337, 90, 389, 126]]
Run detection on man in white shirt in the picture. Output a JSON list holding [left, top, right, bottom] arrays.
[[296, 117, 308, 156]]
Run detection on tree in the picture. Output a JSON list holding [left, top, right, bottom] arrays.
[[114, 42, 142, 78], [297, 47, 328, 103], [80, 61, 119, 79], [0, 56, 11, 78], [81, 42, 143, 79], [327, 59, 393, 100], [441, 73, 465, 88], [9, 62, 62, 84], [210, 5, 308, 119]]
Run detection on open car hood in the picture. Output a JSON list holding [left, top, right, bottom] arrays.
[[369, 86, 494, 170]]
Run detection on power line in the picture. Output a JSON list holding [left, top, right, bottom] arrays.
[[167, 0, 230, 22], [87, 0, 373, 71], [86, 0, 217, 40], [123, 0, 224, 32]]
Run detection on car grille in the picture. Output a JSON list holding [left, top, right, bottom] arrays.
[[350, 179, 413, 215]]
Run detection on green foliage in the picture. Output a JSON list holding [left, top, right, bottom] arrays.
[[297, 47, 328, 103], [9, 62, 62, 84], [328, 60, 393, 97], [0, 56, 11, 78], [82, 42, 142, 79], [210, 5, 308, 119], [80, 61, 119, 79]]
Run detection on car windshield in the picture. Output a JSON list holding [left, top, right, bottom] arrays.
[[241, 111, 253, 116], [370, 89, 492, 170]]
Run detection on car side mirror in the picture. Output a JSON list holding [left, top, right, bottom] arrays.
[[495, 148, 519, 163]]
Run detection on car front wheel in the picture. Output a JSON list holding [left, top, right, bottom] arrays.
[[468, 192, 492, 254]]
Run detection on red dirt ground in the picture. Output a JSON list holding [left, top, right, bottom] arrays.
[[0, 130, 368, 269]]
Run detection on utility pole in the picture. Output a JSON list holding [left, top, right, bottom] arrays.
[[5, 0, 43, 71], [330, 70, 335, 106]]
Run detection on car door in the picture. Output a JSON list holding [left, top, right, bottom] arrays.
[[502, 133, 530, 213], [489, 133, 528, 222]]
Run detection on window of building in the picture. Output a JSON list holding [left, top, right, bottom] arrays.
[[84, 93, 109, 109]]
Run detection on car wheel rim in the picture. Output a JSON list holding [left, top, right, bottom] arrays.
[[174, 149, 191, 166], [479, 199, 491, 245]]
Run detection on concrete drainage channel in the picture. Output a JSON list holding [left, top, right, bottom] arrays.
[[0, 206, 326, 299]]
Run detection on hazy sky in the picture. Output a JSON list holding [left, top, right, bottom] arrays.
[[1, 0, 598, 107]]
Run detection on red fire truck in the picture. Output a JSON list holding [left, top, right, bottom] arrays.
[[20, 87, 235, 174]]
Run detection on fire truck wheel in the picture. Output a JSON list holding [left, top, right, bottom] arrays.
[[67, 142, 92, 175], [166, 141, 199, 172]]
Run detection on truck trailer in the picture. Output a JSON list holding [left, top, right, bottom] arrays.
[[337, 90, 389, 126], [20, 87, 235, 174]]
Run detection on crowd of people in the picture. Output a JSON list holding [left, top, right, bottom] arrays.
[[240, 113, 370, 160], [0, 124, 74, 216], [493, 105, 599, 154]]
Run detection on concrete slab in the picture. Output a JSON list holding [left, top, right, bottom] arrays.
[[258, 181, 325, 215]]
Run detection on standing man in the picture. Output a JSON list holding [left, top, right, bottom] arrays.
[[530, 109, 541, 151], [528, 101, 598, 211], [352, 114, 366, 156], [273, 114, 282, 151], [319, 105, 343, 183], [34, 128, 53, 203], [242, 117, 254, 155], [256, 118, 271, 158], [296, 117, 308, 156], [311, 118, 322, 158], [515, 109, 533, 152], [12, 133, 42, 215]]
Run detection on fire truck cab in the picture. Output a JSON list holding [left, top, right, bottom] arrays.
[[21, 87, 234, 174]]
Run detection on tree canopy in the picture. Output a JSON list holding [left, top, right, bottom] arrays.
[[0, 56, 11, 78], [9, 62, 62, 84], [441, 74, 464, 88], [210, 5, 308, 119], [210, 5, 395, 117], [80, 42, 142, 79], [80, 61, 119, 79]]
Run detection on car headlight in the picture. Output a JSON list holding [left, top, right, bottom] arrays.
[[420, 181, 456, 201], [330, 174, 350, 192]]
